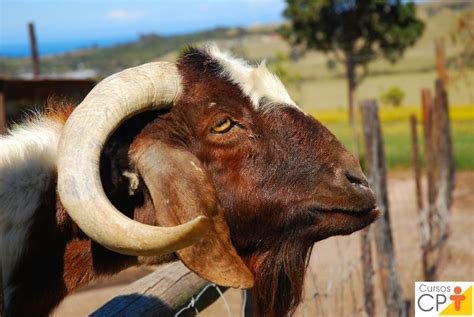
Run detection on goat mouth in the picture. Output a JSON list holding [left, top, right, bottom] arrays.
[[309, 206, 380, 220], [338, 206, 379, 217], [307, 206, 380, 239]]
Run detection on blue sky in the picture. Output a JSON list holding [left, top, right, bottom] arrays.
[[0, 0, 287, 55], [0, 0, 425, 56]]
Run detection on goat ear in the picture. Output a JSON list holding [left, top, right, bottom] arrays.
[[131, 140, 254, 288]]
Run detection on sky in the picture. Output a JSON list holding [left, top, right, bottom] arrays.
[[0, 0, 287, 56], [0, 0, 427, 56]]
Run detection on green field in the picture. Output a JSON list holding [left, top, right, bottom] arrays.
[[310, 106, 474, 170]]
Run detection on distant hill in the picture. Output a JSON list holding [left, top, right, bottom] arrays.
[[1, 0, 472, 79], [0, 27, 272, 78]]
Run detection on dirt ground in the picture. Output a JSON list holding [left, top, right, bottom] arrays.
[[54, 171, 474, 316]]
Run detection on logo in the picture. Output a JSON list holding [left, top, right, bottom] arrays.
[[415, 282, 473, 316]]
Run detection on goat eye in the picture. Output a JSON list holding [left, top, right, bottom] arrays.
[[211, 118, 234, 134]]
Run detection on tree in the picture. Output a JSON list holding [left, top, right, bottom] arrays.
[[381, 86, 405, 107], [281, 0, 424, 156]]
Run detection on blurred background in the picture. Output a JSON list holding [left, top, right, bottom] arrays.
[[1, 0, 472, 316]]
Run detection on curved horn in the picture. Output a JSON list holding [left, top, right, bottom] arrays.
[[57, 62, 210, 256]]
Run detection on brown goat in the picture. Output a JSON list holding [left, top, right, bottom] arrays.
[[0, 45, 379, 317]]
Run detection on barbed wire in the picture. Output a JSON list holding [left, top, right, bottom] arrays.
[[175, 283, 233, 317]]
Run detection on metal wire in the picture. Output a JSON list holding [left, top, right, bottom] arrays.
[[175, 283, 233, 317]]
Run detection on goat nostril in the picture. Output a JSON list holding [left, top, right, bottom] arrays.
[[346, 172, 368, 188]]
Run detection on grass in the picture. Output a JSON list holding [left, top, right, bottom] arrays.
[[310, 104, 474, 123], [309, 105, 474, 170]]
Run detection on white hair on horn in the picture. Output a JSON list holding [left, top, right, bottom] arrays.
[[205, 43, 299, 110]]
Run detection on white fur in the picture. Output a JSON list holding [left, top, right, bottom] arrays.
[[207, 44, 299, 110], [0, 116, 63, 301]]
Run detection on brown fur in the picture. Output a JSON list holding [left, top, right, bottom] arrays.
[[43, 96, 75, 124]]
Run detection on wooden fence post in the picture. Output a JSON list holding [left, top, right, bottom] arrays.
[[92, 261, 224, 316], [0, 93, 6, 134], [28, 22, 40, 78], [433, 79, 455, 210], [421, 89, 435, 212], [360, 228, 375, 317], [410, 115, 424, 212], [420, 88, 438, 281], [435, 38, 448, 87], [360, 99, 406, 317], [410, 115, 429, 281], [426, 79, 455, 281]]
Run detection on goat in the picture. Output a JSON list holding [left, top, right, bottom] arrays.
[[0, 44, 379, 317]]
